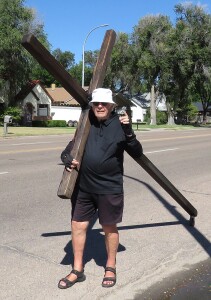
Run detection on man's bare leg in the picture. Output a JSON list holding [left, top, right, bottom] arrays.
[[102, 224, 119, 286], [59, 220, 89, 287]]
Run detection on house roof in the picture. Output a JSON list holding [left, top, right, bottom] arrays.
[[15, 80, 41, 101], [131, 94, 149, 109], [16, 81, 89, 107], [193, 102, 211, 111], [131, 93, 167, 111], [46, 86, 90, 106], [46, 87, 79, 106], [114, 93, 135, 107], [15, 80, 55, 104]]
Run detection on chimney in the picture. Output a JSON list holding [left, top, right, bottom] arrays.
[[51, 83, 56, 90]]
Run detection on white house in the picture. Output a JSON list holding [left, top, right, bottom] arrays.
[[130, 100, 146, 122], [46, 84, 83, 126], [16, 82, 83, 126], [51, 106, 81, 127], [130, 93, 167, 122], [15, 80, 53, 125]]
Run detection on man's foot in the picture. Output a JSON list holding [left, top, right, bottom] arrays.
[[102, 267, 116, 288], [58, 269, 86, 289]]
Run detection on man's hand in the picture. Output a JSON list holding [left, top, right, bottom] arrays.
[[66, 158, 79, 172], [119, 112, 134, 137], [61, 152, 79, 172]]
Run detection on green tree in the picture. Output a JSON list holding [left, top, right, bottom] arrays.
[[0, 106, 22, 124], [168, 3, 211, 124], [154, 4, 211, 125], [190, 67, 211, 123], [83, 50, 99, 86], [69, 50, 98, 87], [105, 32, 137, 93], [132, 15, 172, 125], [31, 48, 75, 87], [0, 0, 49, 106], [84, 50, 98, 68], [52, 48, 75, 70], [69, 62, 83, 86]]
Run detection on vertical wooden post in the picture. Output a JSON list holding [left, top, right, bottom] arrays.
[[57, 30, 116, 198]]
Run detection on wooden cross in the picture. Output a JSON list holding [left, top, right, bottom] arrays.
[[22, 30, 197, 226]]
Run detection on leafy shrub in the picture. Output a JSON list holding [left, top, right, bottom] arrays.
[[144, 109, 167, 125], [32, 120, 48, 127], [32, 120, 67, 127], [0, 106, 22, 124], [144, 109, 151, 124], [47, 120, 67, 127], [156, 111, 167, 125]]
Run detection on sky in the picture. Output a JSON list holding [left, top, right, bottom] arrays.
[[24, 0, 210, 63]]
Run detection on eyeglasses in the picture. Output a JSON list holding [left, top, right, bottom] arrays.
[[92, 102, 108, 107]]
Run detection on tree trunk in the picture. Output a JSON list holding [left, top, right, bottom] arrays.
[[202, 110, 207, 124], [166, 101, 175, 125], [150, 84, 156, 125], [0, 80, 10, 107]]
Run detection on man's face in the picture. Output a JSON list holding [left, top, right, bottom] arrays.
[[92, 102, 114, 121]]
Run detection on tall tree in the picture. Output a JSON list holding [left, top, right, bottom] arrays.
[[0, 0, 49, 106], [82, 50, 99, 86], [31, 48, 75, 87], [84, 50, 98, 69], [157, 26, 181, 125], [132, 15, 172, 124], [191, 67, 211, 123], [174, 3, 211, 123], [69, 62, 83, 86], [105, 32, 137, 93], [52, 48, 75, 70]]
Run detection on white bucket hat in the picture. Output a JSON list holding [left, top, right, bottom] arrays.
[[90, 88, 115, 104]]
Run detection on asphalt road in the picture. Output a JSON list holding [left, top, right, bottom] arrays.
[[0, 128, 211, 299]]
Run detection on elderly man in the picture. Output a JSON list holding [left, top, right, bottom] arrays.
[[58, 88, 142, 289]]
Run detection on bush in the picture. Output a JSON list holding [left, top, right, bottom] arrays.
[[156, 111, 167, 125], [144, 109, 167, 125], [32, 120, 48, 127], [47, 120, 67, 127], [32, 120, 67, 127], [0, 106, 22, 124]]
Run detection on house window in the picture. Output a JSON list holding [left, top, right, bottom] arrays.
[[38, 104, 48, 116]]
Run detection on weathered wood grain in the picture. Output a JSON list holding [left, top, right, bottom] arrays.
[[22, 34, 87, 107], [57, 30, 116, 198], [134, 154, 197, 217]]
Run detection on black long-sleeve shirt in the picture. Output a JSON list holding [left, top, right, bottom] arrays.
[[61, 111, 142, 194]]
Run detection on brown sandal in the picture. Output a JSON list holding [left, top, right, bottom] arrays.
[[58, 269, 86, 289], [102, 267, 116, 288]]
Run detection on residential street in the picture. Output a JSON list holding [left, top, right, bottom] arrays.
[[0, 128, 211, 299]]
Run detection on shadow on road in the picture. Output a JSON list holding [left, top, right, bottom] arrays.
[[124, 174, 211, 257], [41, 175, 210, 267], [42, 213, 126, 267]]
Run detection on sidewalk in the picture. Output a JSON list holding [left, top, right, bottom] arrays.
[[0, 131, 210, 300], [1, 178, 210, 300]]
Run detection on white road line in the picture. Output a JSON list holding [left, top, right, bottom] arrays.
[[0, 172, 9, 175], [145, 148, 179, 154], [11, 142, 52, 146]]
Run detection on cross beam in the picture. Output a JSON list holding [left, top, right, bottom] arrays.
[[22, 30, 197, 226], [22, 30, 116, 198], [133, 154, 197, 219]]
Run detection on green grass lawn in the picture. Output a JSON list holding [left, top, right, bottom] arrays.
[[1, 123, 204, 138], [1, 126, 76, 137], [132, 123, 196, 131]]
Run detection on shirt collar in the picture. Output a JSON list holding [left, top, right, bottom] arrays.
[[101, 112, 117, 126]]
